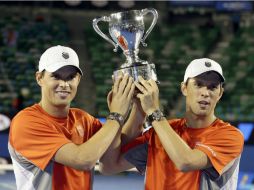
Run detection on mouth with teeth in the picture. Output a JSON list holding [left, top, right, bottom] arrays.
[[198, 100, 210, 108], [56, 91, 70, 98]]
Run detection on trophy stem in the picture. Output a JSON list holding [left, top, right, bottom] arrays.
[[122, 49, 145, 68]]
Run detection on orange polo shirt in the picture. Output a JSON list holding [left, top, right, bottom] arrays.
[[122, 118, 244, 190], [9, 104, 102, 190]]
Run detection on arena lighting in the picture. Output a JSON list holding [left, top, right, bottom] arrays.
[[64, 0, 82, 6], [118, 0, 135, 9], [91, 0, 108, 8], [0, 114, 10, 131]]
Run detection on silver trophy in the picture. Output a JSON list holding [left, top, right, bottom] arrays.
[[93, 8, 158, 82]]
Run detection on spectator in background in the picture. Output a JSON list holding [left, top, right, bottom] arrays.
[[231, 14, 241, 34], [9, 87, 31, 119], [2, 24, 18, 47], [9, 94, 24, 119], [101, 58, 244, 190]]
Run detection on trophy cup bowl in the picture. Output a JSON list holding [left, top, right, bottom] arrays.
[[93, 8, 158, 82]]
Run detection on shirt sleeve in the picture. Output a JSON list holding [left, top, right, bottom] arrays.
[[10, 112, 71, 170], [195, 126, 244, 176]]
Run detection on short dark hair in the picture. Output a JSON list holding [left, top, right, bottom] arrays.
[[186, 71, 225, 87]]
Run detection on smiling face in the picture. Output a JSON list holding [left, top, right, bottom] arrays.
[[36, 65, 81, 110], [181, 71, 224, 118]]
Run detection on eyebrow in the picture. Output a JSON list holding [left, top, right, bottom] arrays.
[[194, 79, 220, 87], [51, 73, 60, 78], [51, 72, 77, 80]]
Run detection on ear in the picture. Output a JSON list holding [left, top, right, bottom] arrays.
[[76, 73, 81, 85], [181, 82, 187, 96], [217, 85, 224, 101], [35, 71, 43, 87]]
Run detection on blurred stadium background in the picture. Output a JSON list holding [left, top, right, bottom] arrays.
[[0, 1, 254, 189]]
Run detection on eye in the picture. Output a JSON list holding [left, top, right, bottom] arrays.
[[66, 74, 77, 81], [51, 74, 60, 80], [208, 85, 218, 91], [194, 81, 203, 88]]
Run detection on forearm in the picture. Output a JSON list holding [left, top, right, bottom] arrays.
[[75, 119, 122, 170], [99, 118, 140, 174], [99, 129, 122, 174], [121, 120, 143, 145], [121, 104, 145, 145], [99, 107, 144, 174], [99, 128, 135, 175], [152, 119, 209, 171], [99, 129, 137, 175]]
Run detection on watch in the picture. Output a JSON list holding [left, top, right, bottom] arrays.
[[147, 110, 165, 123], [107, 112, 124, 127]]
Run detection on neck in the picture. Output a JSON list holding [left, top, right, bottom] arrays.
[[185, 113, 217, 129], [39, 101, 69, 118]]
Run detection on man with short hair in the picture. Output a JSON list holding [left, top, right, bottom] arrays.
[[101, 58, 244, 190], [8, 45, 140, 190]]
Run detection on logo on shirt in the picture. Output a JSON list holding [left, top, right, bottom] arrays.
[[195, 142, 217, 157], [76, 125, 84, 137]]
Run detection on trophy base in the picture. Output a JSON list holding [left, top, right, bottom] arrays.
[[113, 63, 158, 82]]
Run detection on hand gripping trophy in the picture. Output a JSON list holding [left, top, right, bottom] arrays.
[[93, 8, 158, 82]]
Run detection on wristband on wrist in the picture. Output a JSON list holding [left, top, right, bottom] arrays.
[[147, 110, 165, 124], [107, 112, 124, 127]]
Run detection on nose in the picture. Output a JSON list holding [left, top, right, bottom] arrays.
[[59, 80, 70, 88], [200, 87, 209, 97]]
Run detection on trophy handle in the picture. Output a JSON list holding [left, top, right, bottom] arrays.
[[92, 16, 118, 52], [140, 8, 158, 47]]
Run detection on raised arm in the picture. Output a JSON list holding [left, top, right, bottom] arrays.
[[135, 76, 212, 172], [121, 98, 146, 144], [98, 77, 146, 175], [54, 74, 135, 171]]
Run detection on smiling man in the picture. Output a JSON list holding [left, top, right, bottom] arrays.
[[8, 45, 138, 190], [101, 58, 244, 190]]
